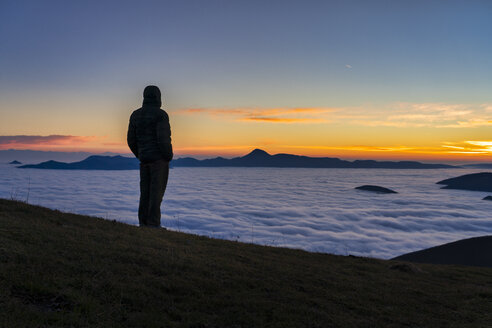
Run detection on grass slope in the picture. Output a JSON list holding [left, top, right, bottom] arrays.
[[1, 199, 491, 327]]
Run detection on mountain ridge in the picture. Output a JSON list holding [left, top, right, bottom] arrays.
[[18, 149, 457, 170], [19, 155, 139, 170], [436, 172, 492, 192], [393, 235, 492, 267], [172, 148, 456, 169]]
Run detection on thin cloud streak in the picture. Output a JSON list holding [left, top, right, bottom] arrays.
[[442, 140, 492, 154], [280, 145, 417, 153], [177, 107, 338, 124], [466, 141, 492, 147], [241, 117, 327, 123], [281, 141, 492, 156], [0, 135, 105, 150], [177, 102, 492, 128], [351, 103, 492, 128]]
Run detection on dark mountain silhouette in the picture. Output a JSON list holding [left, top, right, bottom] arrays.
[[173, 149, 456, 169], [483, 196, 492, 201], [17, 149, 458, 170], [355, 185, 397, 194], [8, 160, 21, 164], [437, 172, 492, 192], [18, 156, 139, 170], [0, 149, 125, 164], [462, 163, 492, 169], [393, 236, 492, 268]]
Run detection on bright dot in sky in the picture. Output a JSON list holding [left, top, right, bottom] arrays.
[[345, 64, 352, 69]]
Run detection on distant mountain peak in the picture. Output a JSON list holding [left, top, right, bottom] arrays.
[[244, 149, 270, 158], [171, 149, 456, 168], [18, 155, 139, 170]]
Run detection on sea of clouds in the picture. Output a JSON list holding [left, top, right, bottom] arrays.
[[1, 164, 491, 259]]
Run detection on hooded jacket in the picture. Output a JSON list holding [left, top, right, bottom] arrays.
[[127, 86, 173, 163]]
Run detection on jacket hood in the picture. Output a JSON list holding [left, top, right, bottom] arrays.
[[143, 85, 162, 107]]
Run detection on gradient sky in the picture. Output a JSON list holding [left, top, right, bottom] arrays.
[[1, 0, 491, 161]]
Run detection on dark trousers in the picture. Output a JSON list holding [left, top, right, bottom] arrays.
[[138, 159, 169, 227]]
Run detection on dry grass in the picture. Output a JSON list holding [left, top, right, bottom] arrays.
[[1, 198, 491, 327]]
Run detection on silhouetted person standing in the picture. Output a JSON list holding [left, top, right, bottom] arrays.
[[127, 85, 173, 228]]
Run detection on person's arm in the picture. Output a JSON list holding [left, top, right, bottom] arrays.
[[127, 116, 139, 158], [156, 111, 173, 161]]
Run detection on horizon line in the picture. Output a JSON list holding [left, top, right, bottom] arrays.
[[2, 147, 491, 164]]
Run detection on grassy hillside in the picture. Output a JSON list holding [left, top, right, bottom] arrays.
[[1, 198, 491, 327]]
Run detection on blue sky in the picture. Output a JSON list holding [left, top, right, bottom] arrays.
[[2, 0, 491, 105], [1, 0, 491, 160]]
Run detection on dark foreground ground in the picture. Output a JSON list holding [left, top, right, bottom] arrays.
[[1, 199, 491, 327]]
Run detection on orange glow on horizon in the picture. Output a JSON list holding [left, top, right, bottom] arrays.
[[172, 143, 492, 162], [2, 144, 491, 162], [2, 134, 491, 163]]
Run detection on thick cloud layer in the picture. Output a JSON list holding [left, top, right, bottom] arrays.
[[1, 165, 491, 259]]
